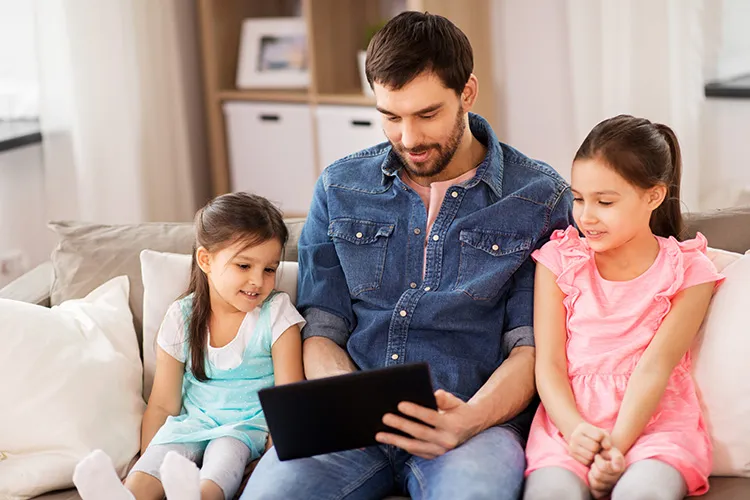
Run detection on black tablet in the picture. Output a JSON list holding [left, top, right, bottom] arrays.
[[258, 362, 436, 461]]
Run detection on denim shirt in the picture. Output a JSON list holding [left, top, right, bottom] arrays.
[[297, 113, 573, 415]]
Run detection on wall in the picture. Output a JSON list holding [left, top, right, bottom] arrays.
[[492, 0, 576, 181], [0, 1, 37, 82], [0, 0, 38, 119], [715, 0, 750, 80], [0, 2, 49, 285], [0, 144, 51, 286], [493, 0, 750, 211], [700, 99, 750, 209]]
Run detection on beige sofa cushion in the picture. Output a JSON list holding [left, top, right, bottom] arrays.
[[48, 219, 306, 352], [49, 221, 195, 352]]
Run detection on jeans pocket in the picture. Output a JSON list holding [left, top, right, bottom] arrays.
[[328, 218, 395, 296], [454, 229, 531, 300]]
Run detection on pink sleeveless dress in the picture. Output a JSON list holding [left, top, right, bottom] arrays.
[[525, 226, 723, 496]]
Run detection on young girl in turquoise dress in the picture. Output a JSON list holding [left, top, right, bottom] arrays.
[[73, 192, 305, 500]]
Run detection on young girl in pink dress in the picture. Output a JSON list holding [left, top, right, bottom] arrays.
[[523, 115, 723, 500]]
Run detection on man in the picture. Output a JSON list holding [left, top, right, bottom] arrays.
[[243, 11, 573, 500]]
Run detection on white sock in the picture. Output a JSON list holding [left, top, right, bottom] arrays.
[[73, 449, 135, 500], [160, 451, 201, 500]]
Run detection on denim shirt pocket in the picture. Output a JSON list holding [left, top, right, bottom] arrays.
[[454, 229, 532, 300], [328, 218, 395, 296]]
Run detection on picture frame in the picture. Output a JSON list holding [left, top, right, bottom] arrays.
[[236, 17, 310, 89]]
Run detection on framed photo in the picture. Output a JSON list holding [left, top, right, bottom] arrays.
[[236, 18, 310, 89]]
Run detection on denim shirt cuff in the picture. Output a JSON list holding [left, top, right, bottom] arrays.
[[502, 325, 534, 357], [301, 307, 350, 347]]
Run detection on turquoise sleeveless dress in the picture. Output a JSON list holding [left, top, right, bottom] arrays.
[[149, 292, 277, 459]]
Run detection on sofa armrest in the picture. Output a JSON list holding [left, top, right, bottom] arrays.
[[0, 261, 53, 306]]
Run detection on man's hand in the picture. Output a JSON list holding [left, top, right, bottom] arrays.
[[567, 421, 610, 467], [375, 389, 484, 459], [588, 445, 626, 498]]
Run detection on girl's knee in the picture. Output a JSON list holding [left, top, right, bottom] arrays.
[[611, 485, 677, 500], [523, 468, 589, 500], [612, 476, 685, 500]]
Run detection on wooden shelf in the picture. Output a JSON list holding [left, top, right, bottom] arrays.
[[216, 90, 376, 107], [217, 89, 311, 103], [315, 93, 376, 106]]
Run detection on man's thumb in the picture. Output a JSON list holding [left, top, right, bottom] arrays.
[[435, 389, 462, 409]]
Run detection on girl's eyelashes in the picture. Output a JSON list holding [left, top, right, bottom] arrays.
[[571, 198, 614, 206], [236, 263, 277, 273]]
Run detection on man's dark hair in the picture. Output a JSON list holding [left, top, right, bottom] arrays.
[[365, 11, 473, 95]]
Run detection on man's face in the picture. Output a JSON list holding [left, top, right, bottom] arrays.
[[374, 72, 467, 181]]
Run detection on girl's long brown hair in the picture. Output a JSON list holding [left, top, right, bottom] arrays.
[[574, 114, 684, 240], [187, 192, 287, 381]]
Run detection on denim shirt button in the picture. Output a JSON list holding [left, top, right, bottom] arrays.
[[492, 244, 499, 251], [399, 310, 407, 317], [432, 234, 439, 241], [410, 282, 417, 289], [414, 228, 421, 235], [391, 353, 399, 360], [451, 191, 458, 198], [356, 232, 363, 238], [424, 286, 431, 292]]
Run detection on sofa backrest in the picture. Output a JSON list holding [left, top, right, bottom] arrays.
[[684, 207, 750, 254], [44, 207, 750, 357]]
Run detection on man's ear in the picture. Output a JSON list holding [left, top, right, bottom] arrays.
[[461, 74, 479, 112]]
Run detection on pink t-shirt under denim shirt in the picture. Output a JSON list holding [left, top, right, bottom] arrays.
[[400, 167, 479, 276]]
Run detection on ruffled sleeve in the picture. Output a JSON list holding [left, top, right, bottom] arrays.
[[652, 232, 724, 325], [674, 233, 725, 293], [531, 225, 588, 276]]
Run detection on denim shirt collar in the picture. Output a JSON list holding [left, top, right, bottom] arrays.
[[379, 113, 504, 198]]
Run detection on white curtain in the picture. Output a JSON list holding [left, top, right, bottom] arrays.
[[566, 0, 705, 212], [34, 0, 209, 224]]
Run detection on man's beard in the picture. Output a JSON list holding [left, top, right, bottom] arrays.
[[391, 106, 466, 181]]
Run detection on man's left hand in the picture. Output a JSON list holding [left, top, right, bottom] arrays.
[[375, 389, 485, 459]]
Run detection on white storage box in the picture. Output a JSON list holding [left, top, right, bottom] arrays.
[[315, 105, 386, 169], [223, 101, 316, 215]]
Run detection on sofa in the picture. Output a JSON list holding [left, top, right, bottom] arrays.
[[2, 207, 750, 500]]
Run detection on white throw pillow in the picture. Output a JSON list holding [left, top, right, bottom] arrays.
[[0, 276, 145, 499], [140, 250, 299, 400], [707, 247, 743, 272], [692, 254, 750, 476]]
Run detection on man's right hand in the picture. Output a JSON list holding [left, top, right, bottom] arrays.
[[567, 421, 610, 467], [302, 337, 357, 380]]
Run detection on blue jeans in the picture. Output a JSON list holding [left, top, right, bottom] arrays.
[[239, 426, 525, 500]]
